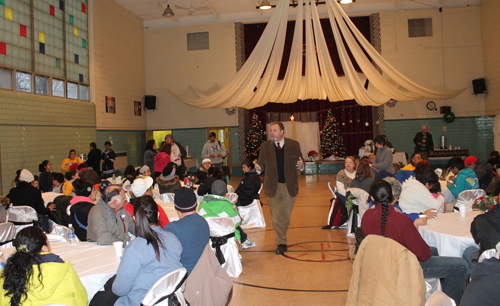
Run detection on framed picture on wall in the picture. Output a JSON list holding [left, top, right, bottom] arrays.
[[134, 101, 142, 116], [105, 96, 116, 113]]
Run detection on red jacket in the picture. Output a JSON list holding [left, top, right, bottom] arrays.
[[362, 204, 432, 262], [154, 152, 171, 173], [125, 202, 170, 229]]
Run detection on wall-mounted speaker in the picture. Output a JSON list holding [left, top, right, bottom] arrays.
[[144, 95, 156, 110], [472, 78, 487, 95], [440, 106, 451, 114]]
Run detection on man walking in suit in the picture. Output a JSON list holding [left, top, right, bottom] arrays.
[[254, 122, 304, 255]]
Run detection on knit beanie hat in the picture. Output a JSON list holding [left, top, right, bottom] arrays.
[[174, 187, 198, 212], [160, 163, 176, 181], [20, 169, 34, 183], [211, 180, 227, 197], [139, 165, 150, 175]]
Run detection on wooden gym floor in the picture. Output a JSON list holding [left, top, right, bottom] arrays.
[[228, 174, 353, 306]]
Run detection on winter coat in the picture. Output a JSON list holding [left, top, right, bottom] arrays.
[[7, 182, 50, 215], [235, 170, 261, 206], [448, 168, 478, 198], [0, 253, 87, 306], [399, 177, 445, 213], [460, 258, 500, 306], [86, 198, 135, 245], [470, 204, 500, 255]]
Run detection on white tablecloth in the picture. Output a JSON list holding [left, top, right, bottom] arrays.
[[153, 184, 235, 203], [155, 199, 179, 222], [42, 192, 62, 206], [3, 242, 120, 303], [393, 151, 407, 165], [418, 211, 480, 257]]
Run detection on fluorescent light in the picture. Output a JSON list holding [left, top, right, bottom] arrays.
[[339, 0, 353, 4]]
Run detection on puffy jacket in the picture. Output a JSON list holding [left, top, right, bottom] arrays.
[[0, 253, 87, 306], [87, 198, 135, 245], [470, 204, 500, 255], [448, 168, 478, 198], [235, 170, 261, 206], [154, 152, 171, 173]]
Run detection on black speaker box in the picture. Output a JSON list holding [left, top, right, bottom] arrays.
[[472, 78, 486, 95], [440, 106, 451, 114], [144, 95, 156, 110]]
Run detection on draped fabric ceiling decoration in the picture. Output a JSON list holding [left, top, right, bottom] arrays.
[[168, 0, 465, 108]]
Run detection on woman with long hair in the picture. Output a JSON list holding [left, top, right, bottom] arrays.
[[350, 160, 375, 193], [143, 140, 157, 176], [0, 227, 87, 306], [112, 195, 182, 305], [121, 165, 137, 184], [399, 168, 445, 214], [362, 180, 468, 304], [38, 160, 53, 192], [61, 149, 83, 173], [153, 143, 171, 181]]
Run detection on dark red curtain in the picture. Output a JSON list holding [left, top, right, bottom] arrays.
[[245, 16, 373, 157], [252, 100, 372, 156]]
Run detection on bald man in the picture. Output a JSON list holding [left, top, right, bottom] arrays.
[[413, 125, 434, 160]]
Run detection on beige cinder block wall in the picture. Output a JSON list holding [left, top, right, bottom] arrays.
[[480, 0, 500, 115], [91, 0, 147, 130], [381, 6, 486, 120]]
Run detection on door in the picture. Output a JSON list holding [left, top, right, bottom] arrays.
[[207, 127, 231, 167]]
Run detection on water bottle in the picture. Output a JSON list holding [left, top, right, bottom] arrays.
[[68, 224, 76, 247], [0, 252, 5, 270]]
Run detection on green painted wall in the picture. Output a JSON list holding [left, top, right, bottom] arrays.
[[96, 130, 147, 168], [385, 116, 495, 163]]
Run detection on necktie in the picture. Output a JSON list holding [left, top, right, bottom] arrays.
[[277, 143, 281, 150]]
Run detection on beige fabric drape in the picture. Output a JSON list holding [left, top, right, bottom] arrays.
[[168, 0, 464, 108]]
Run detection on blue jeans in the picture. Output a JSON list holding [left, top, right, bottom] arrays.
[[462, 246, 480, 272], [420, 254, 469, 305]]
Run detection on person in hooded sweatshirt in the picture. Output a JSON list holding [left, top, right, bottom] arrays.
[[0, 226, 87, 306], [69, 179, 96, 241], [447, 156, 479, 200]]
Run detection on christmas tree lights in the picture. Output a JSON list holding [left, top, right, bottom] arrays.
[[320, 110, 346, 158], [245, 113, 266, 158]]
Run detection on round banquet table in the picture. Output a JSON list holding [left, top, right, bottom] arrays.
[[3, 241, 120, 304], [418, 210, 480, 258]]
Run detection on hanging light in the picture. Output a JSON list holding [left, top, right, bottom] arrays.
[[290, 115, 295, 121], [163, 4, 175, 17], [259, 0, 272, 10]]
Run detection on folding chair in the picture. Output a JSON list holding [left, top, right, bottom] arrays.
[[0, 222, 16, 249], [224, 193, 238, 204], [238, 199, 266, 229], [455, 189, 486, 210], [425, 291, 456, 306], [205, 217, 242, 278], [7, 206, 39, 234], [161, 193, 175, 203], [345, 188, 369, 237], [142, 268, 188, 306]]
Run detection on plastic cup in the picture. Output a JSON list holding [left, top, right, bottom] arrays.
[[113, 241, 123, 256], [459, 205, 467, 217]]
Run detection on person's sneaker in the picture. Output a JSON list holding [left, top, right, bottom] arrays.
[[242, 239, 257, 250]]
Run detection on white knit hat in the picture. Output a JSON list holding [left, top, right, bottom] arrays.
[[20, 169, 34, 183], [130, 177, 154, 197], [202, 159, 211, 164]]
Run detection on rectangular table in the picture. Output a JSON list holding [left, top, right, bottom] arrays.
[[418, 210, 480, 257], [3, 241, 120, 304]]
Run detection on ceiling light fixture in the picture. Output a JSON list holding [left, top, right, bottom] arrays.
[[259, 0, 272, 10], [339, 0, 353, 4], [163, 4, 175, 17]]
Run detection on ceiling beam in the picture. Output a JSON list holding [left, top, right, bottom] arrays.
[[148, 0, 179, 22], [254, 0, 263, 15], [202, 0, 220, 19], [394, 0, 404, 8]]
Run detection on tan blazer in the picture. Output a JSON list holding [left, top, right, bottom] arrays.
[[347, 235, 426, 306], [258, 138, 303, 198]]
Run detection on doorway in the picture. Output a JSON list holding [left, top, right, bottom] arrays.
[[146, 130, 173, 150], [207, 127, 231, 167]]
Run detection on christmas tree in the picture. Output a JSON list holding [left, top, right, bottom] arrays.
[[321, 110, 346, 158], [245, 113, 266, 158]]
